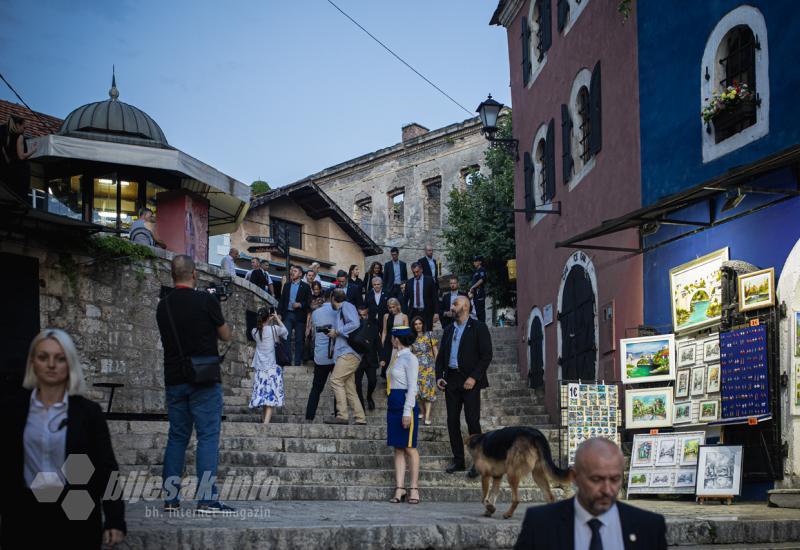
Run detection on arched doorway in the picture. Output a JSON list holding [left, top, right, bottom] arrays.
[[558, 252, 598, 381], [527, 308, 545, 389]]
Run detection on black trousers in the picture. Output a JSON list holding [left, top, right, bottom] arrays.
[[474, 298, 486, 323], [305, 362, 336, 420], [355, 361, 377, 407], [408, 307, 434, 331], [444, 370, 482, 463]]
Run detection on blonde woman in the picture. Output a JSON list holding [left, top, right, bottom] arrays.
[[1, 329, 125, 548], [380, 297, 409, 378]]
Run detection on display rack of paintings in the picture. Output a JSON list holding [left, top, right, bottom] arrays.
[[628, 432, 706, 495], [560, 382, 621, 466], [673, 334, 721, 425], [695, 445, 744, 500], [620, 334, 676, 385], [720, 324, 769, 419]]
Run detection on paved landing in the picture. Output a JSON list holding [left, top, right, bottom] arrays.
[[122, 498, 800, 549]]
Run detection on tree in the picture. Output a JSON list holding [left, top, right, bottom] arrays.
[[442, 115, 516, 309], [251, 180, 271, 195]]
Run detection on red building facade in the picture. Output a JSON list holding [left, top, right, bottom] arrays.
[[491, 0, 643, 418]]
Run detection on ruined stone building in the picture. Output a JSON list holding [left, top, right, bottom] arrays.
[[293, 117, 490, 272]]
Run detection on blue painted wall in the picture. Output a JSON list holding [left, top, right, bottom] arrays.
[[637, 0, 800, 205]]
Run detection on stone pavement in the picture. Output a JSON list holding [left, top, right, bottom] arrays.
[[121, 499, 800, 549]]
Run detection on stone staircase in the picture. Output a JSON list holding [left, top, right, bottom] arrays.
[[110, 327, 562, 503]]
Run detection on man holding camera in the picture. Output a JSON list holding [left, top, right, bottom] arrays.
[[324, 289, 366, 425], [155, 255, 234, 514], [305, 291, 338, 421]]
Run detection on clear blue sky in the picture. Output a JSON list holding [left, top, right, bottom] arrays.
[[1, 0, 510, 188]]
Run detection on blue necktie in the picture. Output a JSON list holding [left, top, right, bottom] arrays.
[[588, 518, 603, 550]]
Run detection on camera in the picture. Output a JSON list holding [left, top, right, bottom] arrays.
[[315, 325, 333, 334], [204, 277, 233, 302]]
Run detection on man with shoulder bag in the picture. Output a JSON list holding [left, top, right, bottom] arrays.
[[324, 289, 368, 425], [155, 255, 234, 515]]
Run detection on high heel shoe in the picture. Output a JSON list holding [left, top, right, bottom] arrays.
[[389, 487, 406, 503], [407, 487, 420, 504]]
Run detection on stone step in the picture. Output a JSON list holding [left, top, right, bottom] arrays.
[[220, 414, 553, 428]]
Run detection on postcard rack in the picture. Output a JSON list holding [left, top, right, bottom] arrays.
[[558, 379, 623, 469]]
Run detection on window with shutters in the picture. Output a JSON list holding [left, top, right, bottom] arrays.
[[559, 0, 590, 36], [565, 67, 597, 191], [270, 217, 302, 250], [701, 6, 768, 163], [388, 190, 405, 238], [423, 177, 441, 230], [527, 121, 556, 226], [525, 0, 551, 88]]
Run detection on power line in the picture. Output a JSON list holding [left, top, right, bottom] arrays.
[[325, 0, 474, 117], [0, 72, 60, 132]]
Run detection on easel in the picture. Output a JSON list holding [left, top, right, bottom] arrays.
[[696, 495, 733, 505]]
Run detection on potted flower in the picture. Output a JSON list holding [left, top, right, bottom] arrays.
[[702, 82, 757, 135]]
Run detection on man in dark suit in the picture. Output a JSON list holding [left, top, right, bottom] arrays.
[[514, 438, 667, 550], [245, 258, 274, 296], [383, 247, 407, 298], [405, 262, 437, 331], [417, 243, 440, 283], [278, 264, 311, 365], [336, 269, 364, 308], [435, 295, 492, 477], [439, 275, 468, 329], [364, 275, 389, 328]]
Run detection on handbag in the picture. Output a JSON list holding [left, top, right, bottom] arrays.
[[164, 292, 228, 385], [339, 309, 372, 354], [272, 325, 291, 367]]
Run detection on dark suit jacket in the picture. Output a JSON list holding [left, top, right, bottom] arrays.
[[405, 275, 436, 317], [383, 260, 407, 296], [434, 317, 492, 389], [278, 279, 311, 320], [365, 290, 389, 330], [438, 290, 468, 325], [1, 391, 126, 545], [514, 497, 667, 550], [344, 283, 364, 309], [417, 256, 439, 281]]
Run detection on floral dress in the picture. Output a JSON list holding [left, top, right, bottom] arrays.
[[411, 332, 438, 402], [249, 324, 288, 408]]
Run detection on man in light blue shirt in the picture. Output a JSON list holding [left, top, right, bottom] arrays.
[[305, 293, 338, 421], [324, 290, 366, 425], [448, 318, 467, 370], [220, 248, 238, 276]]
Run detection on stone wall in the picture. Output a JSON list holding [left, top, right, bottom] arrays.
[[1, 236, 269, 413]]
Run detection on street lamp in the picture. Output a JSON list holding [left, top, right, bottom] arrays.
[[476, 94, 519, 161]]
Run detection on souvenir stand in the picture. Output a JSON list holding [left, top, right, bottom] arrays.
[[559, 380, 623, 468], [622, 250, 783, 502]]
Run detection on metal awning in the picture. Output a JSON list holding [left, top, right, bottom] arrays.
[[556, 145, 800, 254], [29, 134, 251, 236]]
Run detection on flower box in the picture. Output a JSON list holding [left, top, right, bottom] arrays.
[[711, 96, 757, 133]]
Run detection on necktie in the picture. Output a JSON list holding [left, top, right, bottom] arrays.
[[588, 518, 603, 550], [415, 278, 421, 308]]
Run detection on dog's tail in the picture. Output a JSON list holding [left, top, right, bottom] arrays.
[[521, 427, 571, 482]]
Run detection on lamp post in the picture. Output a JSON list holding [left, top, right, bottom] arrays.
[[476, 94, 519, 161]]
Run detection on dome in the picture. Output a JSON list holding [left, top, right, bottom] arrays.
[[58, 75, 169, 148]]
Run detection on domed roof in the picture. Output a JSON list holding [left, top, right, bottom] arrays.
[[59, 74, 169, 148]]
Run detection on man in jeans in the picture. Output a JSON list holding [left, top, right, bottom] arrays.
[[305, 291, 338, 421], [324, 289, 366, 425], [155, 255, 234, 514]]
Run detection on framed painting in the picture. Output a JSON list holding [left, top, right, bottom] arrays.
[[631, 436, 657, 467], [625, 387, 674, 429], [669, 248, 729, 333], [675, 370, 690, 398], [738, 267, 775, 313], [674, 402, 692, 424], [679, 435, 703, 466], [695, 445, 743, 497], [703, 337, 720, 363], [674, 469, 697, 488], [628, 471, 650, 488], [699, 400, 719, 422], [690, 366, 706, 396], [706, 364, 721, 394], [655, 437, 678, 467], [677, 343, 696, 367], [620, 334, 676, 385], [649, 472, 672, 488]]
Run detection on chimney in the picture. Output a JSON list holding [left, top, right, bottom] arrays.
[[402, 123, 430, 142]]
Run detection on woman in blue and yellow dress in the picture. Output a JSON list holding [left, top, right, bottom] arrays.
[[386, 326, 421, 504], [410, 316, 438, 426]]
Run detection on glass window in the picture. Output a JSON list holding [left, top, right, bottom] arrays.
[[93, 175, 119, 229], [119, 179, 139, 230], [46, 175, 83, 220], [271, 217, 302, 249], [145, 180, 166, 213]]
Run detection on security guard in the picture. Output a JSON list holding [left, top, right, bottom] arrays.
[[468, 255, 487, 323]]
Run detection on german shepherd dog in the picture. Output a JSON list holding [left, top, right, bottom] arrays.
[[466, 427, 570, 519]]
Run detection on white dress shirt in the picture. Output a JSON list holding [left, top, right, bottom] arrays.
[[388, 348, 419, 417], [574, 498, 625, 550], [221, 254, 236, 276], [23, 388, 69, 488]]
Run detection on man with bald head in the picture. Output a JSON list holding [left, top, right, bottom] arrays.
[[435, 295, 492, 477], [514, 437, 667, 550]]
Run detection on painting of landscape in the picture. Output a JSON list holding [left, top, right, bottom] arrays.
[[626, 388, 673, 429], [669, 248, 728, 333], [621, 334, 676, 384], [738, 268, 775, 312]]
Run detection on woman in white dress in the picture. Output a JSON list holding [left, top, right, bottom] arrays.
[[249, 307, 288, 424]]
